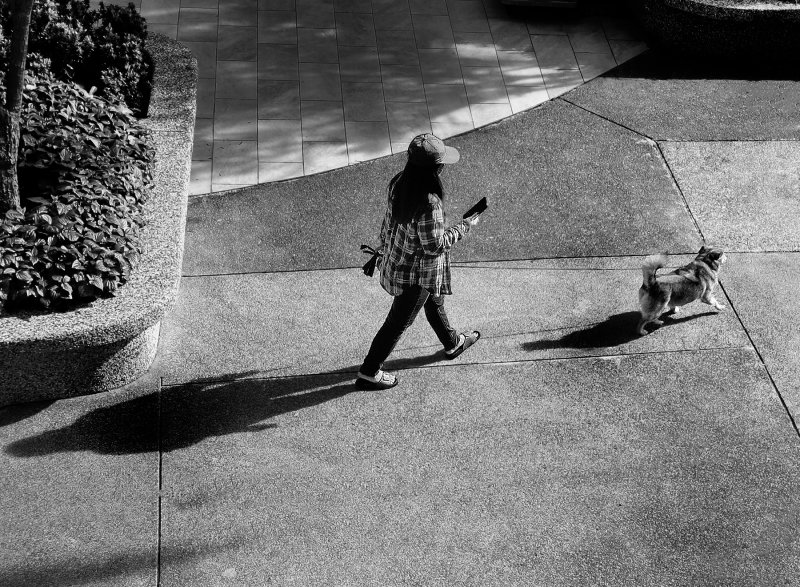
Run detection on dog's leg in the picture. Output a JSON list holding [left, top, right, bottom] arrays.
[[701, 291, 726, 310], [637, 316, 650, 336]]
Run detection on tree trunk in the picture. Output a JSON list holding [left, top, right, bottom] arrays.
[[0, 107, 21, 214], [0, 0, 36, 214]]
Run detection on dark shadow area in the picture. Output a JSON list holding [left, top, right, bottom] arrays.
[[4, 354, 442, 457], [0, 541, 238, 587], [603, 50, 800, 82], [522, 310, 714, 350], [0, 400, 54, 427]]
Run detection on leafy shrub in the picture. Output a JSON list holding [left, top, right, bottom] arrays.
[[0, 0, 152, 116], [0, 74, 154, 311]]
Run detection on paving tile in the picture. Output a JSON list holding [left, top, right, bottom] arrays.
[[342, 82, 387, 122], [386, 101, 431, 144], [215, 60, 258, 98], [569, 29, 612, 54], [258, 119, 303, 162], [372, 0, 412, 31], [409, 0, 447, 15], [497, 50, 543, 86], [338, 45, 382, 83], [213, 99, 258, 140], [299, 62, 342, 100], [447, 0, 489, 33], [257, 43, 299, 80], [412, 14, 455, 49], [425, 83, 471, 124], [334, 0, 371, 13], [335, 12, 377, 46], [300, 100, 346, 141], [189, 160, 212, 195], [602, 16, 641, 41], [211, 184, 250, 192], [542, 68, 584, 99], [431, 119, 473, 138], [345, 121, 392, 163], [418, 48, 462, 85], [505, 84, 548, 113], [192, 117, 214, 160], [296, 0, 334, 28], [257, 79, 301, 119], [481, 0, 507, 17], [141, 0, 180, 24], [526, 16, 568, 35], [177, 7, 218, 42], [376, 29, 420, 66], [381, 63, 426, 102], [259, 161, 305, 182], [532, 34, 579, 70], [576, 51, 618, 82], [212, 140, 259, 185], [462, 66, 508, 104], [487, 17, 531, 52], [257, 10, 298, 44], [259, 0, 294, 9], [196, 78, 216, 118], [609, 39, 649, 64], [219, 0, 257, 26], [147, 23, 178, 39], [303, 141, 349, 174], [0, 378, 160, 587], [181, 41, 217, 78], [660, 142, 800, 251], [182, 0, 219, 7], [470, 102, 512, 127], [217, 26, 258, 61], [454, 31, 498, 67], [298, 28, 338, 63]]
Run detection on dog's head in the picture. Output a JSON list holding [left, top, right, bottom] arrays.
[[696, 246, 726, 271]]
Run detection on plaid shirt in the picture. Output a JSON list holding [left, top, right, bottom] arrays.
[[378, 193, 471, 296]]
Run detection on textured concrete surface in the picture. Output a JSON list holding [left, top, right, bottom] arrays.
[[154, 258, 748, 386], [565, 52, 800, 141], [723, 253, 800, 422], [183, 99, 700, 276], [661, 141, 800, 251], [0, 375, 160, 587], [158, 351, 800, 586]]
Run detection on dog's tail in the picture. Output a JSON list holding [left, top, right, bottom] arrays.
[[641, 253, 668, 289]]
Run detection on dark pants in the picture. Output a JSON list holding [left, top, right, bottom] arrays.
[[360, 285, 459, 376]]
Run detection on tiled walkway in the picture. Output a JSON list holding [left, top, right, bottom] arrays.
[[124, 0, 647, 193]]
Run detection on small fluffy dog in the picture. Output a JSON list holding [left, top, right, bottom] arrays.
[[637, 246, 727, 336]]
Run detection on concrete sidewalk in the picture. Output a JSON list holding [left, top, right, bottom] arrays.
[[2, 52, 800, 586]]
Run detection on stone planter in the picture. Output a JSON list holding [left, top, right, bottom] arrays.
[[631, 0, 800, 63], [0, 34, 196, 406]]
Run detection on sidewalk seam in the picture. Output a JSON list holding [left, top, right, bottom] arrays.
[[157, 375, 164, 587], [558, 96, 656, 142], [717, 282, 800, 440], [654, 141, 706, 243]]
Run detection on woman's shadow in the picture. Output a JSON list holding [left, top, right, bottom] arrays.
[[522, 310, 714, 351], [3, 352, 443, 458]]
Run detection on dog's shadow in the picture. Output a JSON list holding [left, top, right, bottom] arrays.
[[522, 310, 716, 351]]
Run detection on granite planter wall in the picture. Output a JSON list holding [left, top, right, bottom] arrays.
[[631, 0, 800, 63], [0, 34, 196, 406]]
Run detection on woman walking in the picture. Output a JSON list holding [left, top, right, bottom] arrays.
[[356, 133, 483, 390]]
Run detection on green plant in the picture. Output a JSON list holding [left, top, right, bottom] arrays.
[[0, 73, 154, 311], [0, 0, 152, 116]]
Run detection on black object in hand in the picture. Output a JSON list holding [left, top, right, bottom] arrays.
[[463, 197, 488, 219]]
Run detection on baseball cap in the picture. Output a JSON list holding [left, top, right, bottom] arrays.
[[407, 133, 460, 166]]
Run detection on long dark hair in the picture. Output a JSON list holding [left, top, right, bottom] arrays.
[[389, 162, 444, 224]]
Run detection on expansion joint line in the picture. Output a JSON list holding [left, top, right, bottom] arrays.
[[654, 141, 706, 244], [157, 377, 164, 587], [717, 282, 800, 440], [558, 97, 656, 143]]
